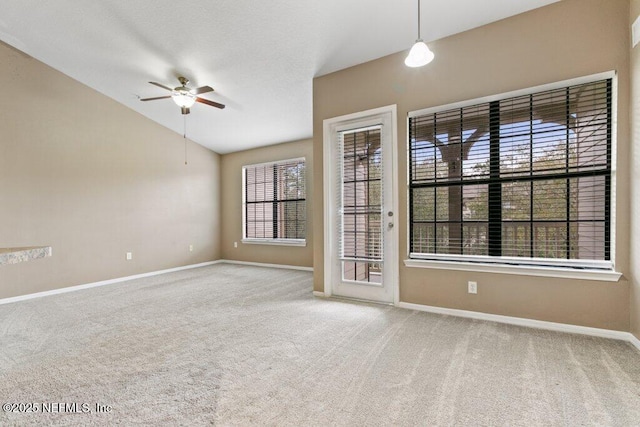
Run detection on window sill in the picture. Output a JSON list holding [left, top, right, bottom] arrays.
[[403, 259, 622, 282], [241, 239, 306, 247]]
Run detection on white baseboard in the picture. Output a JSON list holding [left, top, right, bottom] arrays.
[[630, 334, 640, 352], [397, 301, 633, 343], [220, 259, 313, 272], [0, 260, 222, 306], [313, 291, 326, 298]]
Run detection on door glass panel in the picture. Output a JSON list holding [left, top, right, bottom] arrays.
[[340, 127, 383, 284]]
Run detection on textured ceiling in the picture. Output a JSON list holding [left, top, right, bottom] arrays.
[[0, 0, 558, 154]]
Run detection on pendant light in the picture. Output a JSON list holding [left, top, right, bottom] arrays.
[[405, 0, 434, 67]]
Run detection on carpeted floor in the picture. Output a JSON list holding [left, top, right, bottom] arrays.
[[0, 264, 639, 426]]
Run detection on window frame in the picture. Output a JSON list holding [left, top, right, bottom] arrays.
[[241, 157, 307, 247], [405, 71, 620, 280]]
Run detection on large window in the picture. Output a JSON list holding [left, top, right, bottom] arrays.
[[409, 78, 612, 269], [243, 158, 306, 244]]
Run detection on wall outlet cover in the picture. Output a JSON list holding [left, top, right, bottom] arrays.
[[468, 281, 477, 294]]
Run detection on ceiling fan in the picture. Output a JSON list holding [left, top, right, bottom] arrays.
[[140, 76, 225, 114]]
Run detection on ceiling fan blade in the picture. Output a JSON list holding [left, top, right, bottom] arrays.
[[191, 85, 214, 95], [149, 81, 173, 91], [196, 97, 225, 109], [140, 95, 172, 101]]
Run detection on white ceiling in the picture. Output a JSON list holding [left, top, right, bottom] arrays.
[[0, 0, 558, 154]]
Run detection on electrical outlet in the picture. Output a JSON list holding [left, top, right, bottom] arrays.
[[468, 281, 477, 294], [126, 252, 132, 261], [234, 241, 238, 248], [189, 244, 194, 252]]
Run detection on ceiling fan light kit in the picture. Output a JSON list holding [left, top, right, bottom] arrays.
[[172, 91, 196, 108], [405, 0, 434, 68], [140, 76, 225, 114]]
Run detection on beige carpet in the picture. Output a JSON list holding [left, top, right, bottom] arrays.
[[0, 264, 639, 426]]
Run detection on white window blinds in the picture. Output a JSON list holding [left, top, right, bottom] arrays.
[[338, 127, 383, 262], [243, 158, 306, 241]]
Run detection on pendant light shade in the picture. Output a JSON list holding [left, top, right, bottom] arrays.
[[405, 0, 434, 68], [405, 40, 434, 67]]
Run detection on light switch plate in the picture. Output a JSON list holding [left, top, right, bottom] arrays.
[[633, 15, 640, 48]]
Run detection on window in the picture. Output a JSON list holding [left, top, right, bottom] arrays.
[[408, 78, 612, 269], [243, 158, 306, 245], [340, 127, 383, 284]]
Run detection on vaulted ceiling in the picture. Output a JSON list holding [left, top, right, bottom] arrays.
[[0, 0, 558, 153]]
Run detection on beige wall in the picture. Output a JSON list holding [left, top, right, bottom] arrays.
[[630, 0, 640, 340], [313, 0, 631, 330], [220, 139, 313, 267], [0, 41, 221, 299]]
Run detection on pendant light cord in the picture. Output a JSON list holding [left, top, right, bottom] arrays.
[[417, 0, 421, 40]]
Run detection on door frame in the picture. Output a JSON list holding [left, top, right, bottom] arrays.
[[322, 105, 399, 304]]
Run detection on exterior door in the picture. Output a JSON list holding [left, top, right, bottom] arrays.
[[323, 106, 397, 303]]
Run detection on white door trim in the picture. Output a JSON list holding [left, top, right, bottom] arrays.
[[322, 105, 399, 304]]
